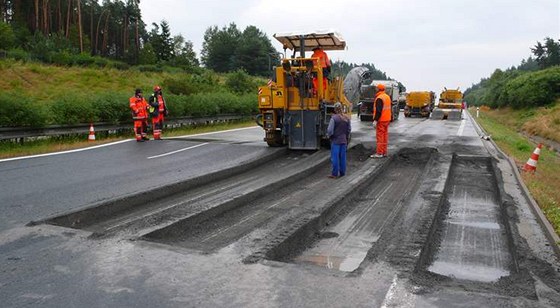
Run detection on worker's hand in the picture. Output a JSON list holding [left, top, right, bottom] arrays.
[[372, 120, 376, 126]]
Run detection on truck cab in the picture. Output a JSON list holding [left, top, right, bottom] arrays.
[[358, 80, 400, 122]]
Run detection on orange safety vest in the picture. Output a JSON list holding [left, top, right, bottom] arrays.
[[129, 96, 148, 119], [373, 91, 392, 122], [312, 49, 331, 68]]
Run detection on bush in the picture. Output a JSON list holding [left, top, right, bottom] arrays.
[[106, 60, 129, 70], [92, 92, 131, 123], [50, 93, 97, 124], [225, 69, 258, 94], [7, 48, 30, 62], [0, 92, 48, 127], [174, 92, 257, 117], [0, 21, 16, 49], [73, 53, 95, 66], [51, 50, 74, 66], [132, 65, 163, 72], [165, 73, 219, 96]]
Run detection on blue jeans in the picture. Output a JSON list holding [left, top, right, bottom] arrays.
[[330, 143, 347, 177]]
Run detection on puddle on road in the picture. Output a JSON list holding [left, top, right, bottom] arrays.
[[426, 156, 512, 282]]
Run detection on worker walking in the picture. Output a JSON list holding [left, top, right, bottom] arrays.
[[148, 85, 168, 140], [370, 84, 392, 158], [129, 88, 149, 142], [327, 102, 351, 178]]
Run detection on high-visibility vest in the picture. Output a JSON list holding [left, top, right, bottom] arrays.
[[373, 92, 392, 122], [312, 49, 330, 68]]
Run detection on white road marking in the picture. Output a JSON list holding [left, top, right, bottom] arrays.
[[147, 143, 208, 159], [166, 126, 258, 139], [457, 119, 466, 136], [0, 139, 132, 163]]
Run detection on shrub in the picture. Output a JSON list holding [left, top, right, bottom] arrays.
[[93, 56, 109, 68], [51, 50, 74, 66], [132, 65, 163, 72], [177, 92, 257, 117], [7, 48, 30, 62], [501, 66, 560, 109], [0, 92, 48, 127], [92, 92, 131, 123], [50, 93, 96, 124], [106, 60, 129, 70], [73, 53, 96, 66], [0, 21, 15, 49], [225, 69, 257, 94]]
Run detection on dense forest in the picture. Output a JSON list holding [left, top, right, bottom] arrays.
[[464, 37, 560, 109], [0, 0, 390, 79]]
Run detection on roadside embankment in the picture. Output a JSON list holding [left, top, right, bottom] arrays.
[[470, 106, 560, 238]]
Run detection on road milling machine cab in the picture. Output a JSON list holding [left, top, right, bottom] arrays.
[[256, 31, 359, 150]]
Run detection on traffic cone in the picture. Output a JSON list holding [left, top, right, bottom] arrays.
[[88, 123, 96, 141], [522, 143, 542, 172]]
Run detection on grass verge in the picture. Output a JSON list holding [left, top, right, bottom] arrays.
[[470, 108, 560, 238], [0, 120, 257, 159]]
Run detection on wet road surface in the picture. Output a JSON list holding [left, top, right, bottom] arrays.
[[1, 111, 559, 307]]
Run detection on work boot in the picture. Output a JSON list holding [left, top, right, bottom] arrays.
[[370, 154, 386, 159]]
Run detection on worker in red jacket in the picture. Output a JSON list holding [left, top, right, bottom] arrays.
[[148, 85, 168, 140], [370, 84, 392, 158], [129, 88, 149, 142]]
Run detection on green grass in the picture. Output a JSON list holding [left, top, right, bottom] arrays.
[[471, 108, 560, 238], [0, 120, 257, 159]]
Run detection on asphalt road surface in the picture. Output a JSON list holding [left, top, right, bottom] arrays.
[[1, 111, 559, 307]]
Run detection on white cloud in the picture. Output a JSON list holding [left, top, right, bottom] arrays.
[[140, 0, 560, 92]]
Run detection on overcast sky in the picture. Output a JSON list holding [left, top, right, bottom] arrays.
[[140, 0, 559, 93]]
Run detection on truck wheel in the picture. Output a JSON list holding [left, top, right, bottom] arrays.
[[266, 131, 284, 147]]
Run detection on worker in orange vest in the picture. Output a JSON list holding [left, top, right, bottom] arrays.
[[370, 84, 392, 158], [311, 46, 331, 93], [148, 85, 168, 140], [129, 88, 149, 142]]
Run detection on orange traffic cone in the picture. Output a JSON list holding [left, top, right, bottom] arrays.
[[522, 143, 542, 172], [88, 123, 96, 141]]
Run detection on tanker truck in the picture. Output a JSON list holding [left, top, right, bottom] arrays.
[[404, 91, 435, 118]]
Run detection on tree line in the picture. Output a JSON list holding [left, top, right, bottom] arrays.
[[0, 1, 392, 80], [464, 37, 560, 109]]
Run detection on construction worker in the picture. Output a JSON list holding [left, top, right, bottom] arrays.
[[311, 46, 331, 93], [129, 88, 149, 142], [148, 85, 168, 140], [370, 84, 392, 158], [327, 102, 351, 178]]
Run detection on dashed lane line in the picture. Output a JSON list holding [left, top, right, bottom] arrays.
[[147, 143, 209, 159]]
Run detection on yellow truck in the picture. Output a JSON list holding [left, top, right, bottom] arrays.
[[256, 30, 364, 150], [431, 88, 464, 120], [404, 91, 435, 118]]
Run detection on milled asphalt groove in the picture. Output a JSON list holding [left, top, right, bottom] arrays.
[[248, 148, 438, 268], [292, 149, 434, 272], [142, 148, 370, 251], [425, 155, 514, 282], [36, 148, 326, 236]]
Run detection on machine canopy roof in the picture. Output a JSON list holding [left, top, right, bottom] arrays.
[[273, 30, 346, 52]]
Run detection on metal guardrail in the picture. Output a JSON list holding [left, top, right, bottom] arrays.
[[0, 115, 247, 141]]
